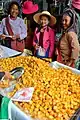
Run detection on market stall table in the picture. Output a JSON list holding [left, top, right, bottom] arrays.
[[0, 57, 80, 120]]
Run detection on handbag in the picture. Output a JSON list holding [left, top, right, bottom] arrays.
[[5, 17, 25, 52]]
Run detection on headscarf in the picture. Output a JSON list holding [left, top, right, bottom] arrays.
[[62, 8, 78, 33]]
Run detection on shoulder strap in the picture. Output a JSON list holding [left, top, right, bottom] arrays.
[[5, 17, 14, 36]]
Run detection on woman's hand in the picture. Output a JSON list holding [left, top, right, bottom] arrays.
[[0, 34, 6, 39], [4, 71, 13, 80], [34, 44, 39, 50], [15, 34, 20, 39], [66, 59, 75, 67], [55, 48, 58, 56], [12, 34, 20, 40], [12, 35, 16, 40]]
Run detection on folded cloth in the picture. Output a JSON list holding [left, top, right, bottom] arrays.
[[0, 96, 10, 119]]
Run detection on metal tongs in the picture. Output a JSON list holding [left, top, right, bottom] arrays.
[[0, 67, 24, 81]]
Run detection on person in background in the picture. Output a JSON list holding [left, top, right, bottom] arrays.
[[33, 11, 56, 59], [0, 1, 27, 52], [57, 8, 79, 67], [22, 0, 39, 50]]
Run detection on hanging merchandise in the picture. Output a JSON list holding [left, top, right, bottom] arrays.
[[49, 0, 64, 15], [46, 0, 53, 4], [46, 0, 73, 16], [34, 0, 43, 11], [47, 0, 72, 33]]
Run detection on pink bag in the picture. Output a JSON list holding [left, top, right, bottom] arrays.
[[11, 40, 25, 52]]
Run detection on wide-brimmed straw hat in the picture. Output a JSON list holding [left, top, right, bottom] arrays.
[[33, 11, 56, 26], [22, 1, 39, 14]]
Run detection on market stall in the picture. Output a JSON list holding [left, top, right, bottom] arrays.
[[0, 56, 80, 120]]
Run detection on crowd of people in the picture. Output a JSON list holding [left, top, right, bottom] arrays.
[[0, 0, 80, 68]]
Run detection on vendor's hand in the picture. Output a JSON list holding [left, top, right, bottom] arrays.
[[0, 67, 3, 72], [0, 34, 6, 39], [4, 71, 13, 80]]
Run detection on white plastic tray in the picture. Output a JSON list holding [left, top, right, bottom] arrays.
[[8, 101, 31, 120], [50, 61, 80, 74], [1, 61, 80, 120]]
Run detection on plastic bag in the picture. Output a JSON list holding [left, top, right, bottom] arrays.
[[37, 46, 46, 57], [21, 49, 33, 56]]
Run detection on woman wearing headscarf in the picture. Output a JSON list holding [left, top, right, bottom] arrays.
[[57, 8, 79, 67]]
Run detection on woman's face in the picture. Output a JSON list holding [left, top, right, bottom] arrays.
[[10, 4, 19, 18], [40, 15, 49, 27], [62, 15, 71, 30]]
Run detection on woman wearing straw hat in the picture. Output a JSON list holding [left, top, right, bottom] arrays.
[[33, 11, 56, 58]]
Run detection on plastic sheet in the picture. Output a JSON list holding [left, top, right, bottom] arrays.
[[0, 45, 21, 58], [8, 101, 32, 120], [0, 46, 9, 58]]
